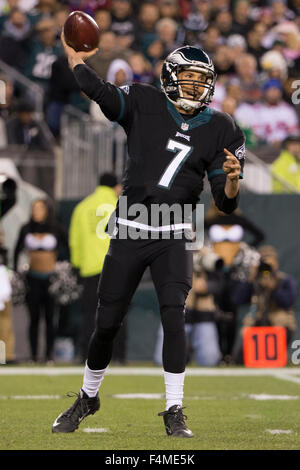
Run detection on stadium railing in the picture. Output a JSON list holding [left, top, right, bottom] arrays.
[[0, 58, 44, 119]]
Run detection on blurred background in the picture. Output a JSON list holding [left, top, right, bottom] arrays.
[[0, 0, 299, 366]]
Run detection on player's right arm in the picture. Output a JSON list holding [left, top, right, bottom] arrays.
[[61, 32, 133, 123]]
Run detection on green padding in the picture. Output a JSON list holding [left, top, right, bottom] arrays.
[[208, 169, 244, 180], [116, 88, 125, 122]]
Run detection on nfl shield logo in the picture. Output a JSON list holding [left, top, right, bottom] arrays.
[[181, 122, 189, 131]]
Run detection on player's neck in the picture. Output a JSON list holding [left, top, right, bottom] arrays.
[[175, 104, 206, 117]]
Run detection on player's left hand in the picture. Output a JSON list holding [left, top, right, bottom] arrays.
[[223, 148, 241, 181]]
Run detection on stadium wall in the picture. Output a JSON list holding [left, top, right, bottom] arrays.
[[57, 194, 300, 361]]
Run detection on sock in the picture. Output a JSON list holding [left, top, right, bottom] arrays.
[[82, 361, 107, 398], [164, 370, 185, 410]]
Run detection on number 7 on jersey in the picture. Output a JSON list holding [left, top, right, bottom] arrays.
[[158, 139, 193, 190]]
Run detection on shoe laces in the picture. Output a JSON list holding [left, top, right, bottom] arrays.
[[158, 406, 188, 427], [63, 391, 90, 422]]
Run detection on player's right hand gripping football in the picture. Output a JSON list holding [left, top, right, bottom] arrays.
[[61, 32, 99, 69]]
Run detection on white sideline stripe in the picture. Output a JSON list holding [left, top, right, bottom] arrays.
[[83, 428, 109, 433], [273, 373, 300, 385], [266, 429, 292, 435], [246, 394, 299, 401], [1, 367, 300, 376]]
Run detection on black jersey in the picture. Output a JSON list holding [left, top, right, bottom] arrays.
[[74, 64, 245, 223]]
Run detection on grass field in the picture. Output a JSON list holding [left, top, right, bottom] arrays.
[[0, 366, 300, 451]]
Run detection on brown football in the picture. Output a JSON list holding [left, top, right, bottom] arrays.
[[63, 11, 100, 52]]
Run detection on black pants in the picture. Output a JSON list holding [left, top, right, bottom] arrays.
[[87, 236, 193, 373], [26, 273, 56, 361], [80, 274, 100, 361]]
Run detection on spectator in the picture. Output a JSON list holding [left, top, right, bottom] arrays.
[[260, 49, 288, 81], [205, 214, 261, 363], [53, 4, 69, 38], [214, 9, 233, 39], [201, 25, 222, 57], [270, 0, 296, 24], [110, 0, 137, 50], [86, 31, 129, 80], [246, 23, 268, 67], [271, 135, 300, 192], [6, 99, 53, 150], [133, 2, 159, 58], [28, 0, 60, 25], [90, 57, 133, 121], [213, 44, 235, 78], [128, 51, 153, 84], [158, 0, 181, 22], [231, 0, 254, 36], [24, 17, 62, 91], [46, 54, 89, 137], [227, 34, 247, 59], [193, 0, 212, 22], [156, 17, 180, 56], [234, 53, 262, 104], [236, 78, 299, 145], [14, 198, 69, 363], [233, 245, 298, 360], [0, 175, 17, 364], [0, 7, 31, 70], [180, 12, 208, 47], [221, 95, 258, 147], [184, 247, 222, 366], [69, 173, 122, 361], [94, 7, 112, 32]]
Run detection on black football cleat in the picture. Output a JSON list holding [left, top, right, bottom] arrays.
[[158, 405, 194, 438], [52, 389, 100, 433]]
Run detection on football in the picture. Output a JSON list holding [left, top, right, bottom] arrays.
[[63, 11, 100, 52]]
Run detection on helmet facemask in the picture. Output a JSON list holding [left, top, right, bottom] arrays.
[[161, 48, 217, 112], [176, 66, 215, 111]]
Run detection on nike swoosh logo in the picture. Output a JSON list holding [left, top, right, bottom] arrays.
[[52, 414, 62, 427]]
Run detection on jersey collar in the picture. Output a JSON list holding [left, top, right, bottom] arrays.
[[166, 100, 214, 132]]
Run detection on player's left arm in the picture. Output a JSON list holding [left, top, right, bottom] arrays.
[[223, 148, 242, 199], [207, 116, 245, 214]]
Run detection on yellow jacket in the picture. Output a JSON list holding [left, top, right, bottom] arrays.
[[271, 150, 300, 193], [69, 186, 117, 277]]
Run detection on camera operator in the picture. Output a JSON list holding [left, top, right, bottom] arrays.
[[0, 174, 17, 363], [233, 246, 297, 348], [184, 248, 224, 366]]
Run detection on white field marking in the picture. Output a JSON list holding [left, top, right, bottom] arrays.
[[111, 393, 216, 400], [245, 414, 263, 419], [0, 395, 61, 400], [1, 367, 300, 376], [273, 373, 300, 385], [266, 429, 292, 435], [112, 393, 164, 399], [83, 428, 109, 433], [246, 394, 299, 401]]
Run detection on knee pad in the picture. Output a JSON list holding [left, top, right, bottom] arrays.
[[161, 306, 185, 335]]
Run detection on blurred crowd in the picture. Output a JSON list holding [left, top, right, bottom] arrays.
[[0, 0, 299, 146]]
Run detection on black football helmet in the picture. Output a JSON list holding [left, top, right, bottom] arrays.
[[160, 46, 217, 111]]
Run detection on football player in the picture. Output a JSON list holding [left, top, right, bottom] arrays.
[[52, 34, 245, 438]]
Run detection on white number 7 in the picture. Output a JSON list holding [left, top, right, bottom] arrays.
[[158, 139, 193, 189]]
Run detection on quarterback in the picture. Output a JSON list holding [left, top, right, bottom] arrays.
[[52, 35, 245, 438]]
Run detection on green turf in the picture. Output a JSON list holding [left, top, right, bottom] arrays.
[[0, 371, 300, 450]]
